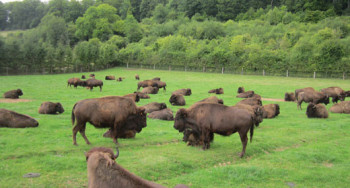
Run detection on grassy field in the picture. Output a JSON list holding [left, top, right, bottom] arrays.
[[0, 67, 350, 188]]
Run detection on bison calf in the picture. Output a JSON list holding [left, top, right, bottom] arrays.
[[306, 103, 328, 118], [3, 89, 23, 99], [169, 94, 186, 106], [0, 109, 39, 128], [148, 108, 174, 121], [208, 88, 224, 94], [38, 102, 64, 114]]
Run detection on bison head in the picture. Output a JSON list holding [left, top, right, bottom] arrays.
[[126, 107, 147, 133], [186, 89, 192, 96], [160, 103, 167, 110], [275, 104, 280, 117], [238, 87, 244, 94], [151, 82, 159, 88], [169, 94, 178, 105], [174, 108, 187, 132], [306, 103, 318, 118], [56, 103, 65, 114], [216, 88, 224, 94], [320, 95, 330, 105], [17, 89, 23, 96], [218, 99, 224, 104]]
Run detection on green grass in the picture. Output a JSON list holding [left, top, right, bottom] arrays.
[[1, 67, 350, 188]]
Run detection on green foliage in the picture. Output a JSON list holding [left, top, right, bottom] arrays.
[[124, 14, 143, 43]]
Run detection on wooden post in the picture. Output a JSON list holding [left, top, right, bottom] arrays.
[[313, 72, 316, 79], [153, 64, 155, 70], [6, 67, 9, 75], [127, 63, 129, 68], [222, 67, 224, 74], [169, 65, 171, 71], [241, 68, 243, 75], [343, 72, 345, 80], [263, 70, 265, 76], [287, 70, 289, 77]]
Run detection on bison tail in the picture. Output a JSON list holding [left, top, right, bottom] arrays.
[[250, 122, 254, 143], [71, 103, 77, 126]]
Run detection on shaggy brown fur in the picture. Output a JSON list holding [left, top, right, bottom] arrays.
[[133, 92, 150, 99], [105, 76, 116, 80], [67, 78, 86, 88], [38, 102, 64, 114], [306, 103, 328, 118], [148, 108, 174, 121], [237, 87, 245, 94], [142, 102, 167, 113], [172, 89, 192, 96], [262, 104, 280, 118], [197, 96, 224, 104], [330, 101, 350, 114], [141, 87, 159, 94], [297, 91, 329, 110], [169, 94, 186, 106], [3, 89, 23, 99], [123, 93, 140, 103], [116, 77, 124, 82], [154, 81, 166, 91], [237, 91, 255, 98], [0, 109, 39, 128], [103, 129, 137, 139], [152, 77, 161, 81], [208, 88, 224, 94], [81, 75, 86, 79], [86, 79, 103, 92], [236, 98, 262, 106], [284, 92, 296, 101], [137, 80, 158, 90], [235, 104, 264, 127], [320, 86, 345, 103], [295, 87, 315, 100]]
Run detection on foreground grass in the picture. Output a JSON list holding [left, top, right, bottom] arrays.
[[0, 68, 349, 188]]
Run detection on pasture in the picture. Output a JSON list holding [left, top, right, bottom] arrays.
[[0, 67, 350, 188]]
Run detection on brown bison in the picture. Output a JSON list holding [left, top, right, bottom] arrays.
[[105, 76, 115, 80], [67, 78, 86, 88], [86, 78, 103, 91], [103, 129, 137, 139], [262, 104, 280, 119], [148, 108, 174, 121], [208, 88, 224, 94], [236, 97, 262, 106], [295, 87, 315, 100], [237, 87, 245, 93], [81, 75, 86, 79], [297, 91, 329, 110], [123, 93, 140, 103], [133, 92, 150, 99], [0, 109, 39, 128], [71, 96, 147, 145], [235, 104, 264, 127], [116, 77, 124, 82], [306, 103, 328, 118], [284, 92, 296, 101], [152, 77, 161, 81], [137, 80, 158, 90], [197, 96, 224, 104], [3, 89, 23, 99], [142, 102, 167, 113], [174, 103, 256, 157], [172, 89, 192, 96], [320, 87, 345, 103], [182, 128, 213, 147], [135, 74, 140, 80], [89, 74, 95, 77], [141, 87, 159, 94], [329, 101, 350, 114], [169, 94, 186, 106], [237, 91, 254, 98], [86, 147, 188, 188], [155, 81, 166, 91], [38, 102, 64, 114]]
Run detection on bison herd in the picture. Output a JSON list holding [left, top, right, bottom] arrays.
[[1, 72, 350, 187]]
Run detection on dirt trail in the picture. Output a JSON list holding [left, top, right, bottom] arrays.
[[0, 99, 33, 103]]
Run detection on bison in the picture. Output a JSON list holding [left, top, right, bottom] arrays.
[[148, 108, 174, 121], [103, 129, 137, 139], [71, 96, 147, 145], [142, 102, 167, 113], [133, 92, 150, 99], [197, 96, 223, 104], [67, 78, 86, 88], [86, 78, 103, 92], [81, 75, 86, 79], [320, 87, 345, 103], [123, 93, 140, 103], [208, 88, 224, 94], [236, 97, 262, 106], [182, 128, 213, 147], [86, 147, 188, 188], [135, 74, 140, 80], [141, 87, 159, 94], [284, 92, 296, 102], [306, 103, 328, 118], [116, 77, 124, 82], [0, 109, 39, 128], [169, 94, 186, 106], [297, 91, 329, 110], [152, 77, 161, 81], [137, 80, 158, 90], [105, 76, 115, 80], [155, 81, 166, 91], [262, 104, 280, 119], [329, 101, 350, 114], [172, 89, 192, 96], [295, 87, 315, 100], [237, 87, 245, 94], [235, 104, 264, 127], [237, 91, 255, 98], [3, 89, 23, 99], [38, 102, 64, 114], [89, 74, 95, 77], [174, 103, 256, 157]]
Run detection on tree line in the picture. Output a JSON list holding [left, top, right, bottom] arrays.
[[0, 0, 349, 74]]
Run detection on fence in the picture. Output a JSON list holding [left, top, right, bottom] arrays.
[[1, 63, 349, 80]]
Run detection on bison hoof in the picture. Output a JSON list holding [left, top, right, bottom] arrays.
[[239, 153, 245, 158], [73, 143, 78, 146]]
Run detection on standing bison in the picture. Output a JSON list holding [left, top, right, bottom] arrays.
[[137, 80, 158, 90], [169, 94, 186, 106], [86, 79, 103, 91], [38, 102, 64, 114], [320, 87, 345, 103], [208, 88, 224, 94], [148, 108, 174, 121], [174, 103, 256, 157], [71, 96, 147, 145], [284, 92, 296, 102], [306, 103, 328, 118], [172, 89, 191, 96], [141, 87, 159, 94], [105, 76, 115, 80], [0, 109, 39, 128], [330, 101, 350, 114], [3, 89, 23, 99], [295, 87, 315, 100], [142, 102, 167, 113], [135, 74, 140, 80], [67, 78, 86, 88], [297, 91, 329, 110], [262, 104, 280, 119]]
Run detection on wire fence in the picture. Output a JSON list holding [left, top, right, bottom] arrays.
[[1, 63, 349, 80]]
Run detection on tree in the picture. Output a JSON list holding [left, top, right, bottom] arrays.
[[124, 14, 143, 42], [39, 14, 69, 47], [0, 2, 7, 30], [153, 4, 169, 24]]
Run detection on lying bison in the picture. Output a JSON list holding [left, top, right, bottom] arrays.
[[172, 89, 191, 96], [141, 87, 159, 94], [135, 74, 140, 80], [142, 102, 167, 113], [169, 94, 186, 106], [123, 93, 140, 103], [105, 76, 115, 80], [148, 108, 174, 121], [262, 104, 280, 119], [320, 86, 345, 103], [330, 101, 350, 114], [297, 91, 329, 110], [89, 74, 95, 77], [3, 89, 23, 99], [174, 103, 256, 157], [236, 97, 262, 106], [197, 96, 223, 104], [116, 77, 124, 82], [38, 102, 64, 114], [81, 75, 86, 79], [67, 78, 86, 88], [238, 87, 245, 94], [103, 129, 136, 139], [306, 103, 328, 118], [137, 80, 158, 90], [134, 92, 150, 99], [208, 88, 224, 94], [284, 92, 296, 102], [86, 78, 103, 92], [182, 128, 213, 147], [295, 87, 315, 100], [71, 96, 147, 145], [86, 147, 188, 188], [0, 109, 39, 128]]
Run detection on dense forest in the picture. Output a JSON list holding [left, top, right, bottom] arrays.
[[0, 0, 350, 74]]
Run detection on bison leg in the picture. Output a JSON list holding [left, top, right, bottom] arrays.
[[99, 86, 102, 92], [202, 131, 211, 150], [238, 131, 248, 158], [90, 87, 93, 91], [79, 124, 91, 145], [72, 122, 82, 145]]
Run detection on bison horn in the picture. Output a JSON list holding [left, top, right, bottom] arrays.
[[114, 146, 119, 160]]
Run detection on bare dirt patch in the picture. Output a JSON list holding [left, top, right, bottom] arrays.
[[323, 162, 333, 168], [0, 99, 33, 103], [262, 98, 286, 102]]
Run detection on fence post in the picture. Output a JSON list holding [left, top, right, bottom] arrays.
[[185, 66, 187, 72], [153, 64, 155, 70], [287, 70, 289, 77], [263, 70, 265, 76], [169, 65, 171, 71], [343, 72, 345, 80], [222, 67, 224, 74], [141, 64, 142, 69], [6, 67, 8, 75], [127, 63, 129, 68], [241, 68, 243, 75], [313, 72, 316, 79]]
